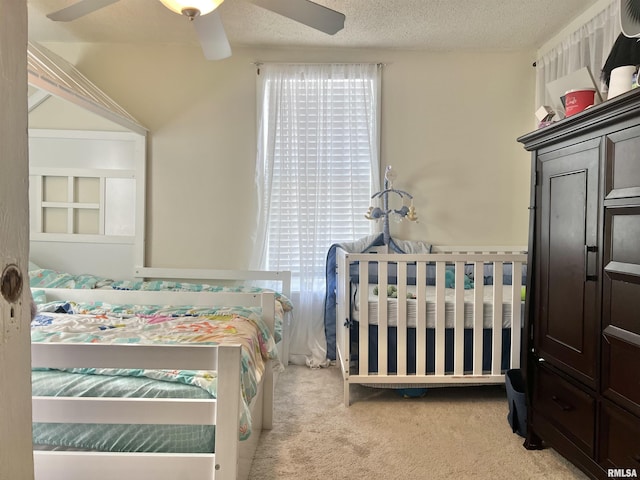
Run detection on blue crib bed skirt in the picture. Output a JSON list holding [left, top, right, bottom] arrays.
[[351, 323, 514, 375]]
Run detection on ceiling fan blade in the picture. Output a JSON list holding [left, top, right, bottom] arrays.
[[193, 11, 232, 61], [621, 0, 640, 37], [252, 0, 345, 35], [47, 0, 120, 22]]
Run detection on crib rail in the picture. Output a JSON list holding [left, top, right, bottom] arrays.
[[336, 248, 527, 406]]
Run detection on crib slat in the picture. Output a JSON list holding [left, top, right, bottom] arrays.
[[359, 261, 370, 376], [454, 261, 465, 376], [337, 251, 351, 406], [492, 262, 504, 375], [416, 262, 427, 376], [337, 251, 347, 371], [435, 261, 446, 376], [397, 261, 408, 376], [473, 261, 484, 375], [510, 261, 523, 369], [378, 261, 389, 376]]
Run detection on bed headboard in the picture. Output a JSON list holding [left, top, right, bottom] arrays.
[[28, 43, 149, 280]]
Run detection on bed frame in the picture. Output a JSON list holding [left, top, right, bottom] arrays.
[[133, 266, 292, 366], [31, 288, 276, 480], [29, 264, 292, 366], [336, 246, 527, 406]]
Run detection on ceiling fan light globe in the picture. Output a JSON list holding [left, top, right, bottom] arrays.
[[159, 0, 224, 17]]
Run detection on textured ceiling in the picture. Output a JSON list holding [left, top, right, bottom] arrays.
[[28, 0, 602, 53]]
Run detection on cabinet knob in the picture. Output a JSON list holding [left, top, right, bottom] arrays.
[[551, 395, 574, 412]]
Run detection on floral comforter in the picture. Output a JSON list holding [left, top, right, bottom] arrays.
[[32, 300, 277, 443], [29, 268, 293, 343]]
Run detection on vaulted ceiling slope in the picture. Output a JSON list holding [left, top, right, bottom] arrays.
[[27, 41, 147, 134]]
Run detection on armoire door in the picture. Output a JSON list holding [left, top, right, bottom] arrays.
[[535, 138, 600, 387]]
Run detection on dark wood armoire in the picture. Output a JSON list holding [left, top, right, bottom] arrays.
[[518, 89, 640, 480]]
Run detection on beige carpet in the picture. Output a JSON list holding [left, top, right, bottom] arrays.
[[249, 365, 589, 480]]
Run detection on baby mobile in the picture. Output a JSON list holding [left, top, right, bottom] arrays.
[[365, 165, 418, 245]]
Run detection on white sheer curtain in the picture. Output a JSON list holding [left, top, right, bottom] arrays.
[[252, 63, 381, 367], [536, 0, 620, 106]]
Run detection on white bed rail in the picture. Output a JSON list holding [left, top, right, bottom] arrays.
[[133, 267, 291, 299], [133, 267, 292, 365], [32, 343, 241, 480], [336, 248, 527, 406]]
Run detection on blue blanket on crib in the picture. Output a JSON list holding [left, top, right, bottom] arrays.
[[323, 234, 432, 361]]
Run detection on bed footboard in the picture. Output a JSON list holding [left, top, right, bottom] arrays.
[[133, 267, 292, 367], [32, 343, 241, 480], [336, 247, 527, 406]]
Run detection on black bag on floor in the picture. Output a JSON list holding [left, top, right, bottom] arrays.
[[506, 369, 527, 437]]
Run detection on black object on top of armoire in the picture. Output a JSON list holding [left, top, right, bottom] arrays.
[[518, 88, 640, 480]]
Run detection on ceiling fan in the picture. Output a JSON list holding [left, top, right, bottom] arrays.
[[45, 0, 346, 61], [621, 0, 640, 37]]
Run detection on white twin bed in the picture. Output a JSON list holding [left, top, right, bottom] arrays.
[[29, 270, 291, 480]]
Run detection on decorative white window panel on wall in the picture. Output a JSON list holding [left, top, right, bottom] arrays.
[[104, 177, 136, 236], [29, 129, 143, 244], [31, 174, 136, 237]]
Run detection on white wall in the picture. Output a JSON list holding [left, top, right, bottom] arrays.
[[378, 50, 533, 245], [538, 0, 614, 57], [29, 92, 130, 131], [1, 0, 35, 478], [35, 42, 535, 268]]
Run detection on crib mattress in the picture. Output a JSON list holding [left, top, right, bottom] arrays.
[[32, 370, 216, 453], [352, 284, 521, 329]]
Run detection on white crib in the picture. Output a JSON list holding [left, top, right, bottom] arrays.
[[336, 246, 527, 406]]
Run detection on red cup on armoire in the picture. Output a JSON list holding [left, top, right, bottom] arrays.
[[564, 88, 596, 116]]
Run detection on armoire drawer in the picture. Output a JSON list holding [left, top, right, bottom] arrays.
[[533, 365, 595, 455], [599, 400, 640, 471], [602, 325, 640, 416]]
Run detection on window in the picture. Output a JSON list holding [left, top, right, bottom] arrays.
[[253, 63, 381, 365], [254, 64, 381, 290]]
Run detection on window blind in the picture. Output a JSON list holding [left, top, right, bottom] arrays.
[[261, 70, 378, 286]]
